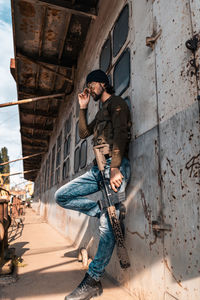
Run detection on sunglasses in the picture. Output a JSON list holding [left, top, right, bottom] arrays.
[[87, 82, 98, 90]]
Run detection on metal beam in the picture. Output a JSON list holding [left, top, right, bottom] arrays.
[[18, 85, 56, 96], [22, 136, 48, 147], [23, 143, 48, 151], [17, 51, 74, 82], [25, 0, 97, 19], [0, 152, 44, 166], [21, 123, 53, 132], [20, 108, 58, 118], [0, 93, 64, 108]]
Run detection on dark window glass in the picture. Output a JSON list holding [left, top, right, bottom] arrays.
[[114, 48, 130, 96], [51, 145, 55, 186], [124, 96, 131, 111], [64, 139, 68, 159], [75, 121, 81, 145], [46, 155, 50, 190], [113, 5, 129, 57], [57, 131, 62, 149], [65, 113, 72, 137], [100, 37, 111, 72], [74, 147, 80, 173], [80, 140, 87, 169], [76, 99, 80, 117], [55, 167, 60, 184], [64, 135, 71, 159], [108, 74, 112, 85], [67, 135, 71, 155], [63, 158, 70, 180], [56, 149, 61, 167]]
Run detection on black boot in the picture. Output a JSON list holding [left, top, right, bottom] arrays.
[[65, 273, 103, 300]]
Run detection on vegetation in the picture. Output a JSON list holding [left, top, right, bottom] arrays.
[[0, 147, 10, 184]]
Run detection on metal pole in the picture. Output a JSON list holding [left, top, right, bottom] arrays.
[[0, 93, 65, 108], [0, 169, 39, 177], [0, 152, 45, 166]]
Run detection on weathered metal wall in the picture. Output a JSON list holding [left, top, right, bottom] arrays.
[[33, 0, 200, 299]]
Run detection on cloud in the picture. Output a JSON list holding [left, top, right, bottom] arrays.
[[0, 13, 23, 187], [0, 0, 12, 24]]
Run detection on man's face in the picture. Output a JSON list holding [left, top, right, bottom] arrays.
[[87, 82, 104, 102]]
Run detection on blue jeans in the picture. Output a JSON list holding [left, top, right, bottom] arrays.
[[55, 157, 131, 281]]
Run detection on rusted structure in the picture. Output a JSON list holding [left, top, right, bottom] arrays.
[[11, 0, 98, 181], [0, 199, 11, 267], [11, 0, 200, 299]]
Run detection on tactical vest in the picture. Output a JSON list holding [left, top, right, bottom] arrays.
[[92, 97, 132, 147]]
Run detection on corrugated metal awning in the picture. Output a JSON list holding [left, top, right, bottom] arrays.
[[11, 0, 99, 181]]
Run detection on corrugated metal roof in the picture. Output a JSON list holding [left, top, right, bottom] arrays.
[[11, 0, 98, 181]]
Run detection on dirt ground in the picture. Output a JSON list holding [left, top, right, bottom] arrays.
[[0, 208, 135, 300]]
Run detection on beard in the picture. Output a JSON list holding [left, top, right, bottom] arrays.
[[91, 86, 104, 102]]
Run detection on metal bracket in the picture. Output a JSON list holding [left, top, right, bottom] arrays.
[[146, 29, 162, 50], [152, 218, 172, 238]]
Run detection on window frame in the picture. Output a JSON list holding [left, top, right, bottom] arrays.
[[62, 113, 72, 182]]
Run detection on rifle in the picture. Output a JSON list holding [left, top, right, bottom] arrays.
[[93, 144, 130, 269]]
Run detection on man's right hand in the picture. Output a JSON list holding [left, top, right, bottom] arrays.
[[78, 88, 90, 109]]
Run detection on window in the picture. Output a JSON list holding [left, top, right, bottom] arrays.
[[74, 147, 80, 173], [124, 96, 132, 111], [63, 158, 70, 180], [100, 36, 111, 72], [50, 145, 55, 186], [76, 99, 80, 117], [63, 113, 72, 181], [45, 155, 50, 190], [64, 135, 71, 159], [114, 48, 130, 96], [113, 5, 129, 57], [55, 131, 62, 184], [55, 167, 60, 184], [65, 113, 72, 136], [80, 140, 87, 169], [75, 121, 81, 145]]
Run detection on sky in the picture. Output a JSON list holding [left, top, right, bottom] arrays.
[[0, 0, 26, 189]]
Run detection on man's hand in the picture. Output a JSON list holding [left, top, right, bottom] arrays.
[[110, 168, 124, 192], [78, 88, 90, 109]]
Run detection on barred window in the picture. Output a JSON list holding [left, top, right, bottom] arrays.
[[124, 96, 132, 111], [80, 140, 87, 169], [50, 145, 55, 186], [63, 158, 70, 180], [55, 131, 62, 184], [63, 113, 72, 181], [75, 121, 81, 145], [55, 167, 60, 185], [74, 147, 80, 173]]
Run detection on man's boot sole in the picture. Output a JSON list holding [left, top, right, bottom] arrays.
[[64, 288, 103, 300]]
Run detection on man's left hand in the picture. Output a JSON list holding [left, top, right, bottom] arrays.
[[110, 168, 124, 192]]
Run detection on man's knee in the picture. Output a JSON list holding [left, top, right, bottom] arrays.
[[54, 189, 61, 205]]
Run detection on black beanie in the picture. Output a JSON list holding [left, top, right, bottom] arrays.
[[86, 69, 109, 86]]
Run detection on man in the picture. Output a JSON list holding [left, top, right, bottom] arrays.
[[55, 69, 131, 300]]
